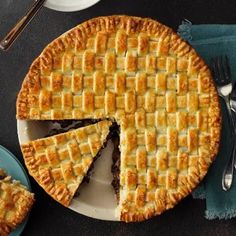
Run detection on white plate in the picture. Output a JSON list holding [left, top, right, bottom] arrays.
[[17, 120, 119, 221], [44, 0, 101, 12]]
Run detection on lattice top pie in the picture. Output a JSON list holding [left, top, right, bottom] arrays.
[[0, 169, 34, 234], [17, 16, 221, 222]]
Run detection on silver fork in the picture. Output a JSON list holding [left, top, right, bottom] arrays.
[[228, 83, 236, 170], [211, 56, 235, 191]]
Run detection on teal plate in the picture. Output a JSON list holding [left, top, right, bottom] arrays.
[[0, 145, 32, 236]]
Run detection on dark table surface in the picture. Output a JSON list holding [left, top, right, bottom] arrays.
[[1, 0, 236, 235]]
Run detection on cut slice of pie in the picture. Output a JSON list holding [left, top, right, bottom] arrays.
[[0, 169, 34, 233], [21, 120, 112, 206], [17, 15, 221, 222]]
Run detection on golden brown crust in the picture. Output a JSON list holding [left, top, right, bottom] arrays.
[[21, 120, 112, 207], [0, 223, 11, 236], [16, 15, 221, 222], [0, 171, 34, 230]]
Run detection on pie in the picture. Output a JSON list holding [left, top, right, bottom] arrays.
[[0, 168, 34, 235], [16, 15, 221, 222], [21, 120, 112, 206]]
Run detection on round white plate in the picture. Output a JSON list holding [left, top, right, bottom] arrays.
[[17, 120, 119, 221], [44, 0, 101, 12]]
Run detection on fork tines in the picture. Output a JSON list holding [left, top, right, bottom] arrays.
[[211, 55, 231, 86]]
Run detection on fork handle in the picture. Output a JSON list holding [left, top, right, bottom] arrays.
[[222, 141, 236, 190], [0, 0, 46, 51], [225, 96, 235, 132], [231, 110, 236, 170], [222, 96, 236, 190]]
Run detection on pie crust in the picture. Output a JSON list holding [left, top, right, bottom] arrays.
[[21, 120, 112, 206], [0, 223, 11, 236], [0, 169, 34, 233], [17, 15, 221, 222]]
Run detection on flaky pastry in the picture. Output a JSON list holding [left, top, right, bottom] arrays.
[[0, 169, 34, 234]]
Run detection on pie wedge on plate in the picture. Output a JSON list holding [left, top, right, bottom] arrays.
[[0, 169, 34, 235], [17, 15, 221, 222], [21, 120, 112, 206]]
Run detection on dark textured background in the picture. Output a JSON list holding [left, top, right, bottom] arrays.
[[1, 0, 236, 235]]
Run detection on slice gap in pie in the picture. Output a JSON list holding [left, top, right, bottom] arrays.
[[17, 15, 221, 222], [111, 127, 120, 201], [21, 120, 112, 207], [0, 168, 34, 234]]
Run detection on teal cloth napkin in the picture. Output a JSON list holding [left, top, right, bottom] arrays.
[[178, 21, 236, 219]]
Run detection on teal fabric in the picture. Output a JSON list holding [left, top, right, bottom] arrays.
[[178, 22, 236, 219]]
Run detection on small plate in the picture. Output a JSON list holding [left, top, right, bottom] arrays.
[[44, 0, 101, 12], [17, 120, 119, 221], [0, 145, 32, 235]]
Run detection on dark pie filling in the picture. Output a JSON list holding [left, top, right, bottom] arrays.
[[0, 175, 5, 180], [45, 120, 121, 200], [0, 169, 6, 180], [111, 131, 120, 201]]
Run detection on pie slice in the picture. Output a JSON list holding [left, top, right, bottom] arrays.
[[21, 120, 112, 206], [0, 169, 34, 234], [17, 15, 221, 222]]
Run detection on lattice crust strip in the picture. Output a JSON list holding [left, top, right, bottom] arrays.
[[0, 171, 34, 230], [16, 16, 221, 222], [21, 120, 112, 207]]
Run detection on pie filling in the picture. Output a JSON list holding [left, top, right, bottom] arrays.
[[0, 169, 6, 180], [111, 128, 120, 201], [45, 120, 121, 200]]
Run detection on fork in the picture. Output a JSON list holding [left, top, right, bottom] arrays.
[[211, 56, 236, 191], [0, 0, 46, 51], [228, 83, 236, 170]]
